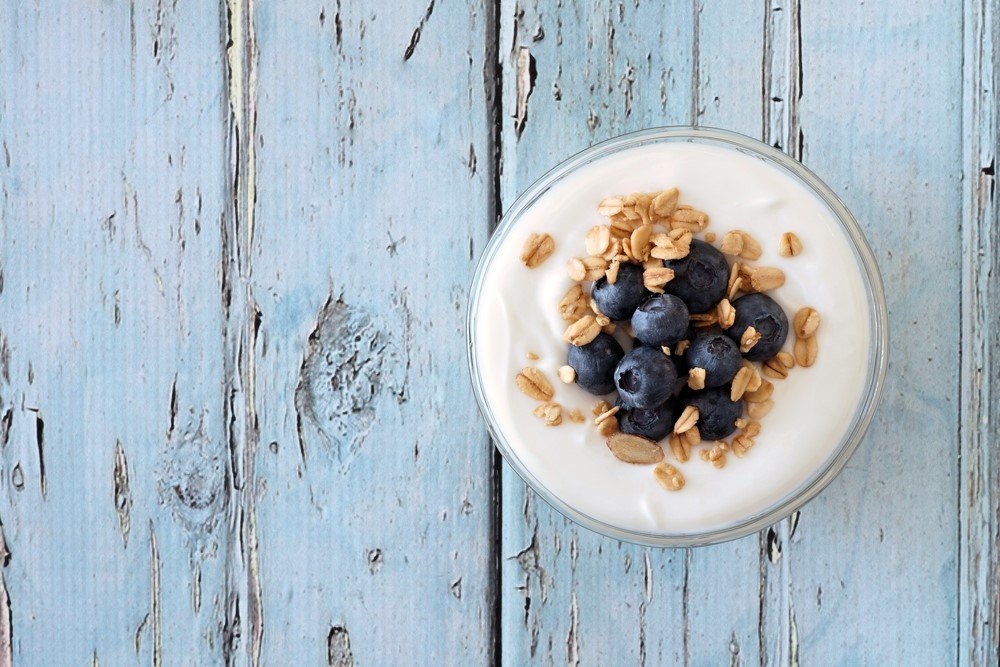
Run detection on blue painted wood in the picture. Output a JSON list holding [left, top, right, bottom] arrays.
[[0, 1, 232, 663], [244, 1, 496, 664], [0, 1, 996, 665], [960, 2, 1000, 665], [783, 3, 964, 663]]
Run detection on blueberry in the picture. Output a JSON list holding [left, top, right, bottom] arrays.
[[591, 263, 651, 321], [634, 325, 692, 379], [685, 386, 742, 441], [684, 333, 742, 387], [663, 239, 730, 313], [631, 294, 689, 347], [566, 333, 624, 395], [617, 398, 676, 441], [671, 364, 690, 395], [614, 346, 677, 409], [725, 293, 790, 361]]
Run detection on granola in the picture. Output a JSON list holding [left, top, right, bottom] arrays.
[[511, 186, 826, 497]]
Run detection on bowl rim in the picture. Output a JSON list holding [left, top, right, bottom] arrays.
[[466, 126, 889, 547]]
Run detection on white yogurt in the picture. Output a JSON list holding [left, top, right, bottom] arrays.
[[474, 141, 871, 534]]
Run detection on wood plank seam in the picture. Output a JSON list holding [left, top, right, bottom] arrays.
[[223, 0, 264, 664], [0, 522, 9, 666], [691, 0, 702, 124], [959, 0, 999, 664], [760, 1, 802, 664], [486, 0, 505, 664]]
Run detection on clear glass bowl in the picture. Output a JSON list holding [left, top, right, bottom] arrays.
[[467, 127, 888, 547]]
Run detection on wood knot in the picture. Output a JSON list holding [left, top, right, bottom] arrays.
[[159, 411, 226, 546], [295, 294, 407, 470]]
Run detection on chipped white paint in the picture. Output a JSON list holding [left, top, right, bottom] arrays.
[[0, 0, 995, 664]]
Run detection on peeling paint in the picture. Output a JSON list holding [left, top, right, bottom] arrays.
[[0, 409, 11, 448], [766, 526, 782, 563], [959, 1, 1000, 664], [34, 411, 45, 499], [403, 0, 436, 61], [682, 548, 691, 663], [789, 599, 799, 667], [621, 60, 635, 117], [642, 550, 652, 601], [222, 592, 241, 663], [113, 440, 133, 547], [226, 0, 259, 247], [513, 47, 536, 137], [134, 613, 149, 655], [149, 522, 162, 667], [0, 333, 9, 384], [638, 598, 646, 667], [193, 564, 201, 613], [0, 520, 11, 667], [167, 376, 178, 441], [566, 590, 579, 666], [224, 1, 265, 663], [333, 0, 344, 53], [367, 548, 383, 574], [327, 625, 353, 667]]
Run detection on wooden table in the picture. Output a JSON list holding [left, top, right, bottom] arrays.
[[0, 1, 997, 664]]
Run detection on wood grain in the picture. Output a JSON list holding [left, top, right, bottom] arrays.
[[785, 2, 963, 663], [960, 1, 1000, 665], [0, 1, 232, 663], [244, 1, 495, 664]]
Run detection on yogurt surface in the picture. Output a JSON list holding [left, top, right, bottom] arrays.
[[474, 140, 871, 534]]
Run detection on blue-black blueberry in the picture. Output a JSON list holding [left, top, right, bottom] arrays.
[[591, 263, 651, 321], [663, 239, 729, 313], [614, 346, 677, 409], [684, 333, 742, 387], [566, 332, 624, 395], [725, 292, 789, 361], [616, 398, 676, 441], [631, 294, 690, 347], [685, 386, 742, 441]]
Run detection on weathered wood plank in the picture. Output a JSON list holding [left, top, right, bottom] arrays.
[[686, 4, 771, 666], [782, 2, 964, 664], [245, 1, 496, 663], [960, 0, 1000, 665], [0, 1, 232, 663], [497, 2, 773, 665]]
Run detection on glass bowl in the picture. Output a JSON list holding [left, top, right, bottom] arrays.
[[467, 127, 888, 547]]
